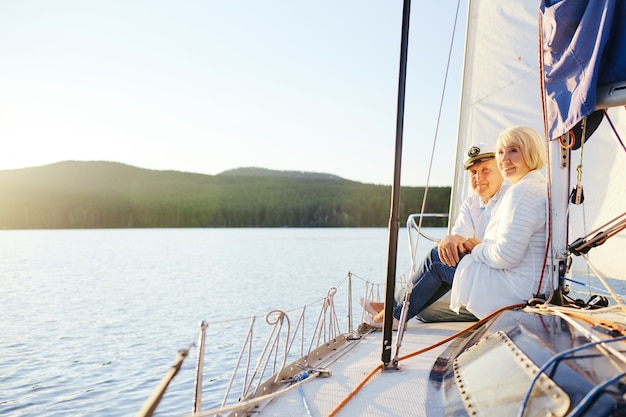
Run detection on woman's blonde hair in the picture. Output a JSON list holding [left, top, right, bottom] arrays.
[[497, 126, 546, 170]]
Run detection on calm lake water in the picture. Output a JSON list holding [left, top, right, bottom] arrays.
[[1, 227, 621, 417], [0, 228, 431, 417]]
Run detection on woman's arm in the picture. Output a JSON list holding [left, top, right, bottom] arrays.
[[470, 177, 546, 269]]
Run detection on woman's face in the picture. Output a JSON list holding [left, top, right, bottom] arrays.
[[496, 142, 531, 184]]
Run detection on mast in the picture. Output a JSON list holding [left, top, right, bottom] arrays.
[[382, 0, 411, 368]]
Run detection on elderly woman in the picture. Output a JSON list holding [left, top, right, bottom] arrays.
[[364, 126, 547, 328], [449, 126, 547, 318]]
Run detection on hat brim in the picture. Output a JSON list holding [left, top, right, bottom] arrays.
[[464, 153, 495, 169]]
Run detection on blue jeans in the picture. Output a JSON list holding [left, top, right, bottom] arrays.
[[393, 246, 458, 321]]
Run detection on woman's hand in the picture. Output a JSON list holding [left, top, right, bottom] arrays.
[[461, 237, 481, 254]]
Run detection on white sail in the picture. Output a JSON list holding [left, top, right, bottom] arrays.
[[451, 0, 626, 282], [540, 0, 626, 283], [566, 108, 626, 280], [450, 0, 544, 225]]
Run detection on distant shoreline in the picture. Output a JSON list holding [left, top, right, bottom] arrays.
[[0, 161, 451, 229]]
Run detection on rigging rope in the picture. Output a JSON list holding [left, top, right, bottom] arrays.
[[603, 108, 626, 152], [327, 303, 524, 417], [294, 372, 313, 417], [569, 117, 586, 205], [564, 276, 626, 297], [559, 308, 626, 336], [566, 371, 626, 417], [518, 335, 626, 417], [190, 370, 320, 417], [397, 0, 463, 367], [568, 212, 626, 256], [579, 253, 626, 310], [409, 0, 462, 264], [326, 302, 626, 417], [538, 9, 556, 301]]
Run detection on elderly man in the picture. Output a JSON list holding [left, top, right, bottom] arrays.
[[362, 143, 509, 326]]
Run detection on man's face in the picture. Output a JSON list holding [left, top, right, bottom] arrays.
[[468, 158, 503, 202]]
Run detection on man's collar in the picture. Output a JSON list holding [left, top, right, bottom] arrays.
[[480, 182, 510, 207]]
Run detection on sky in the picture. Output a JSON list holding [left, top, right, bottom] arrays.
[[0, 1, 466, 186]]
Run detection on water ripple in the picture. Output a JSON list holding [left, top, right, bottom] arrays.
[[0, 228, 426, 416]]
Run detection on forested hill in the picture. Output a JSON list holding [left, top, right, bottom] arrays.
[[0, 161, 451, 229]]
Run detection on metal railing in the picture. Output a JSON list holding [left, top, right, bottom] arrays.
[[406, 213, 449, 272]]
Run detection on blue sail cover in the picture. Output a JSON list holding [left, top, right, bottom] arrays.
[[540, 0, 626, 140]]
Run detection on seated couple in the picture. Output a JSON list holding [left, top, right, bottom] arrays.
[[362, 126, 548, 329]]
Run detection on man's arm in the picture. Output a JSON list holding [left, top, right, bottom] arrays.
[[440, 195, 478, 266]]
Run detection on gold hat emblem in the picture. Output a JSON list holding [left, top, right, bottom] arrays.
[[467, 146, 481, 157]]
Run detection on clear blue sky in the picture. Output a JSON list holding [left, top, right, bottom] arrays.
[[0, 1, 466, 186]]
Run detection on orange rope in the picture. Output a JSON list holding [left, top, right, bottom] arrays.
[[327, 304, 524, 417], [560, 309, 626, 336]]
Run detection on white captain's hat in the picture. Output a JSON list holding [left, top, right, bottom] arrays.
[[464, 143, 496, 169]]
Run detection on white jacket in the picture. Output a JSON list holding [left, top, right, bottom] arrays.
[[451, 182, 510, 240], [450, 170, 547, 319]]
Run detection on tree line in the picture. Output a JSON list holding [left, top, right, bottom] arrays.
[[0, 161, 452, 229]]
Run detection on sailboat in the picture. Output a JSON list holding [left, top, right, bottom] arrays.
[[139, 1, 626, 416]]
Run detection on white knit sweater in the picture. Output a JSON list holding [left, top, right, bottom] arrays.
[[450, 169, 547, 319]]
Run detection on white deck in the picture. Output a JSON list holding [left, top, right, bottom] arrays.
[[254, 320, 470, 417]]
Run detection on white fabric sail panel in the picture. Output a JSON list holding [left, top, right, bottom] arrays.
[[451, 0, 626, 282], [450, 0, 544, 227], [568, 107, 626, 280]]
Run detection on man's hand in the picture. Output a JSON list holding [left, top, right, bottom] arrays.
[[437, 234, 466, 266]]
